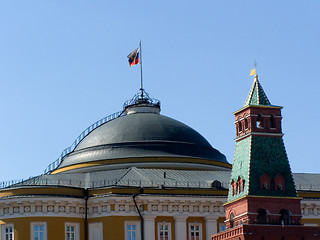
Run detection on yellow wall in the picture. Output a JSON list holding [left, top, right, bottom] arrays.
[[0, 214, 319, 240], [301, 218, 320, 226], [88, 216, 140, 240], [0, 217, 84, 240], [0, 187, 84, 198]]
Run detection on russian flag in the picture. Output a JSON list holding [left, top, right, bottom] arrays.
[[127, 48, 140, 67]]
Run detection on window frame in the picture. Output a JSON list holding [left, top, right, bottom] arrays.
[[1, 223, 14, 240], [65, 222, 80, 240], [31, 222, 47, 240], [125, 221, 141, 240], [188, 222, 202, 240], [158, 222, 171, 240]]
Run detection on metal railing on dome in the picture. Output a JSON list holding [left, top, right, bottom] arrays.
[[43, 110, 125, 174], [123, 89, 160, 109], [0, 179, 26, 188]]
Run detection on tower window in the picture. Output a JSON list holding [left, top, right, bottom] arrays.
[[260, 174, 270, 191], [231, 180, 236, 196], [244, 117, 248, 130], [279, 209, 291, 225], [270, 115, 276, 128], [237, 177, 244, 194], [230, 213, 235, 228], [241, 180, 245, 192], [274, 174, 286, 191], [256, 114, 264, 129], [238, 120, 243, 133], [257, 208, 269, 224]]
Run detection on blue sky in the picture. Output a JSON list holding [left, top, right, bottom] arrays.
[[0, 1, 319, 181]]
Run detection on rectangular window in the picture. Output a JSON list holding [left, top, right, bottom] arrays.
[[66, 225, 75, 240], [219, 223, 226, 232], [125, 221, 140, 240], [127, 224, 136, 240], [188, 223, 201, 240], [31, 222, 47, 240], [158, 222, 171, 240], [65, 223, 79, 240], [1, 224, 14, 240]]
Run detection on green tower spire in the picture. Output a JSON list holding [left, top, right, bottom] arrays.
[[244, 75, 271, 106]]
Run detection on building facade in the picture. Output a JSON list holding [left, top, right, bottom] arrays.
[[0, 77, 319, 240]]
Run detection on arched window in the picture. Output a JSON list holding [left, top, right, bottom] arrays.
[[260, 174, 270, 190], [274, 174, 285, 191], [244, 116, 248, 130], [241, 180, 245, 192], [238, 120, 243, 133], [256, 114, 263, 129], [211, 180, 222, 189], [231, 180, 236, 196], [237, 177, 245, 194], [237, 177, 241, 194], [230, 212, 235, 228], [257, 208, 269, 224], [236, 181, 239, 194], [279, 209, 291, 225]]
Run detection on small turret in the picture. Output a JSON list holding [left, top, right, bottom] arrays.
[[123, 89, 161, 115]]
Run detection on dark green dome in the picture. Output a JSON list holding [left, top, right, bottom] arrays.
[[56, 101, 229, 173], [75, 113, 214, 151]]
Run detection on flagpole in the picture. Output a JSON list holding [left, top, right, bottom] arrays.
[[254, 60, 257, 78], [139, 40, 144, 99]]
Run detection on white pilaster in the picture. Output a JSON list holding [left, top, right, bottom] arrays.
[[174, 215, 188, 240], [144, 215, 156, 240], [205, 216, 218, 240]]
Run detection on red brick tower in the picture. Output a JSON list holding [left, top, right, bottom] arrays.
[[212, 74, 320, 240]]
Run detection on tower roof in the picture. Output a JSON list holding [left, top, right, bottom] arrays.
[[244, 75, 271, 106]]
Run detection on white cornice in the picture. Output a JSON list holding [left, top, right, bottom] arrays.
[[0, 196, 319, 220]]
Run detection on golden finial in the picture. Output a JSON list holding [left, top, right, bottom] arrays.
[[250, 61, 258, 79]]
